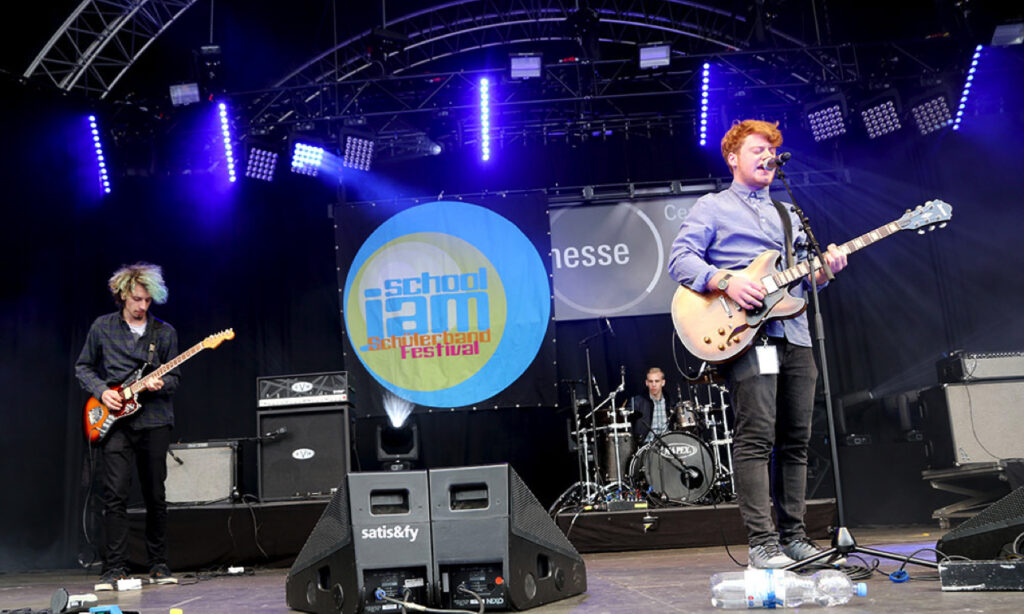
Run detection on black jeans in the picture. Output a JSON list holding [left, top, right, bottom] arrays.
[[100, 424, 172, 571], [722, 340, 818, 547]]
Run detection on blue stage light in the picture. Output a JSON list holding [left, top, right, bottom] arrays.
[[952, 45, 983, 131], [245, 147, 279, 182], [291, 142, 325, 176], [699, 63, 711, 147], [342, 135, 375, 171], [88, 115, 111, 194], [480, 77, 491, 161], [217, 103, 237, 183]]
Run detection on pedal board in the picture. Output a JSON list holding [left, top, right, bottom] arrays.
[[939, 560, 1024, 591]]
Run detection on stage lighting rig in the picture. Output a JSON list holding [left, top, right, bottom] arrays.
[[804, 94, 848, 142], [908, 90, 953, 136], [509, 53, 543, 79], [639, 44, 671, 69], [859, 90, 902, 139]]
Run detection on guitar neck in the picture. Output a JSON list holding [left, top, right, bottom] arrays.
[[127, 341, 205, 396], [772, 220, 903, 286]]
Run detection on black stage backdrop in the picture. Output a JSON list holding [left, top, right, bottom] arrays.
[[2, 64, 1022, 571]]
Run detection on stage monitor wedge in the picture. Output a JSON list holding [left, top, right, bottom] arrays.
[[429, 464, 587, 610], [937, 486, 1024, 560]]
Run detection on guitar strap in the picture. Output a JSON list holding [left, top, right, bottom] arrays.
[[771, 198, 795, 268]]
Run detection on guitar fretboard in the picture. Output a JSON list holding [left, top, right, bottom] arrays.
[[127, 341, 206, 395], [771, 221, 902, 287]]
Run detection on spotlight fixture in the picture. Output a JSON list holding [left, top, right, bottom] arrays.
[[245, 146, 279, 181], [291, 142, 325, 176], [991, 22, 1024, 46], [908, 92, 953, 135], [699, 62, 711, 147], [169, 83, 200, 107], [859, 91, 901, 139], [479, 77, 491, 161], [87, 115, 111, 194], [509, 53, 543, 79], [217, 102, 236, 182], [342, 135, 375, 171], [639, 44, 671, 69], [953, 45, 983, 131], [804, 94, 848, 142]]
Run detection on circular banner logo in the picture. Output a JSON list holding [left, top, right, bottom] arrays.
[[344, 201, 549, 407]]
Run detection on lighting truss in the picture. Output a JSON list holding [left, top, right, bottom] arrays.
[[953, 45, 983, 131], [342, 136, 375, 171], [291, 142, 325, 176], [245, 146, 279, 181], [859, 92, 901, 139], [88, 115, 111, 194], [217, 103, 236, 182], [699, 62, 710, 147], [805, 95, 848, 142], [909, 93, 952, 135], [479, 77, 491, 161]]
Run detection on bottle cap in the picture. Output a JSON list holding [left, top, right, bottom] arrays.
[[855, 582, 868, 596]]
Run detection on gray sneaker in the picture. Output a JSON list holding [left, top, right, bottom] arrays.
[[781, 537, 847, 566], [748, 542, 797, 569]]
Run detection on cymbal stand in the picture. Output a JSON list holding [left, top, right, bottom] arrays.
[[566, 382, 600, 504], [598, 368, 628, 490], [702, 383, 736, 497]]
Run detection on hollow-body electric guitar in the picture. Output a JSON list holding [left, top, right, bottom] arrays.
[[671, 200, 952, 364], [84, 329, 235, 442]]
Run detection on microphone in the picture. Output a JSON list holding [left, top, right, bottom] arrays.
[[604, 317, 615, 337], [262, 426, 288, 440], [760, 151, 792, 170], [591, 374, 601, 397]]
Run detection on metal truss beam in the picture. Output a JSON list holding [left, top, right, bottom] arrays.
[[23, 0, 198, 99]]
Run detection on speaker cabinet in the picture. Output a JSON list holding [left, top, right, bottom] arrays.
[[165, 441, 237, 504], [937, 486, 1024, 560], [258, 406, 350, 501], [921, 381, 1024, 467], [429, 464, 587, 611], [286, 471, 432, 614]]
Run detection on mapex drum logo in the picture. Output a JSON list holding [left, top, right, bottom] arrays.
[[360, 524, 420, 542], [344, 202, 549, 407], [659, 443, 698, 458]]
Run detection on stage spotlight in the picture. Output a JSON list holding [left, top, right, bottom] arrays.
[[804, 94, 848, 142], [479, 77, 491, 161], [699, 62, 711, 147], [859, 91, 902, 139], [245, 146, 279, 181], [342, 135, 375, 171], [991, 22, 1023, 46], [169, 82, 200, 107], [510, 53, 543, 79], [953, 45, 983, 132], [217, 102, 237, 182], [379, 392, 418, 470], [639, 44, 671, 69], [87, 115, 111, 194], [290, 142, 325, 176], [909, 92, 953, 136]]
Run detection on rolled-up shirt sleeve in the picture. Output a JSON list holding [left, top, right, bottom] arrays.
[[668, 197, 719, 292]]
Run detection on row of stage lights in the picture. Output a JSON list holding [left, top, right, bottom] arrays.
[[86, 44, 987, 194]]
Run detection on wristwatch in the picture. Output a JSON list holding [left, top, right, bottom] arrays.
[[716, 273, 733, 292]]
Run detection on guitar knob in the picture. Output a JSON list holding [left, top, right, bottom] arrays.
[[704, 336, 712, 344], [717, 344, 726, 351], [718, 328, 726, 335]]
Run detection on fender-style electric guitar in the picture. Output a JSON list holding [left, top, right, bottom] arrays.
[[84, 329, 235, 442], [671, 200, 952, 364]]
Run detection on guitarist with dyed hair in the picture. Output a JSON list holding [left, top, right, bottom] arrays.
[[75, 262, 179, 590], [668, 120, 848, 569]]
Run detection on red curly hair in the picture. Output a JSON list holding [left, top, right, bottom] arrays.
[[720, 119, 782, 169]]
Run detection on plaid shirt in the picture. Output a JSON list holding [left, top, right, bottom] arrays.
[[75, 311, 180, 429]]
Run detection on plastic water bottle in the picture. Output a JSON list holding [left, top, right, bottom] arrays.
[[710, 569, 867, 609]]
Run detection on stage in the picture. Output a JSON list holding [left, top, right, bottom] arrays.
[[4, 527, 1021, 613]]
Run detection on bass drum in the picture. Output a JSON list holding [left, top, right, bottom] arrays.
[[630, 431, 716, 503]]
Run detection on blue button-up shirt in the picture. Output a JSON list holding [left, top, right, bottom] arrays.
[[667, 181, 814, 347]]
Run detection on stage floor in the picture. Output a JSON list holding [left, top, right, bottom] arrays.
[[1, 527, 1021, 613]]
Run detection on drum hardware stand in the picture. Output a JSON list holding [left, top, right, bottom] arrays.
[[701, 383, 736, 498], [563, 380, 602, 506], [774, 167, 938, 571]]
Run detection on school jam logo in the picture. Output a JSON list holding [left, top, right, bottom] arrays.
[[344, 202, 550, 408]]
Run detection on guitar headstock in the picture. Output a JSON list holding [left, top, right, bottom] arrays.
[[203, 328, 236, 349], [898, 199, 953, 233]]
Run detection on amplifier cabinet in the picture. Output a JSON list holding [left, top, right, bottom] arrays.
[[921, 381, 1024, 467], [165, 441, 237, 504], [257, 405, 350, 501]]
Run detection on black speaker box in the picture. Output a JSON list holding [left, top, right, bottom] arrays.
[[429, 464, 587, 611], [937, 486, 1024, 560], [258, 405, 350, 501], [921, 381, 1024, 466]]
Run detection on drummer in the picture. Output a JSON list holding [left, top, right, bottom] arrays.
[[629, 367, 677, 444]]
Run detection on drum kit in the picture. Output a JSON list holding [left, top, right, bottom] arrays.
[[566, 372, 737, 508]]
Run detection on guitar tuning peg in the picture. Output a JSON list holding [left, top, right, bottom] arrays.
[[939, 222, 947, 229], [918, 229, 926, 235], [906, 209, 912, 214], [928, 226, 936, 231]]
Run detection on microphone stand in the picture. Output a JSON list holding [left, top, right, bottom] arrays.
[[775, 167, 937, 571]]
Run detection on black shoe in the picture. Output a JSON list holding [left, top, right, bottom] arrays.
[[95, 567, 127, 591], [149, 563, 178, 585]]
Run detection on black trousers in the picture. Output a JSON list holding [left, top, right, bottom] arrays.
[[99, 424, 172, 571]]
